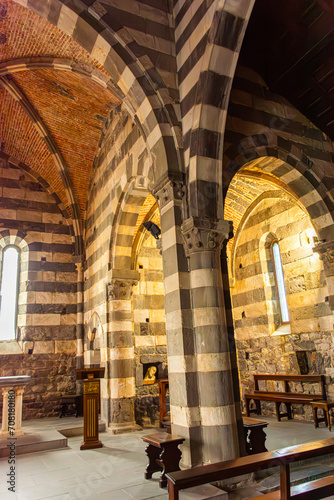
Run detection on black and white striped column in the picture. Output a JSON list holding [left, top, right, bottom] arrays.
[[106, 270, 141, 434], [182, 216, 240, 464], [155, 180, 203, 467]]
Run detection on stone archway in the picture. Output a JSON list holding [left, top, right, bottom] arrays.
[[224, 173, 332, 417]]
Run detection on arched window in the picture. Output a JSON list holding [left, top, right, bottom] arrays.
[[0, 246, 20, 341], [272, 241, 289, 324]]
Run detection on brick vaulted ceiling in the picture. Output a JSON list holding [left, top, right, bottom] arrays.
[[0, 0, 121, 222]]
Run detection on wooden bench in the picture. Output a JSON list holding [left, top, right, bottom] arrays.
[[245, 374, 326, 421], [59, 396, 78, 418], [142, 433, 185, 488], [166, 437, 334, 500]]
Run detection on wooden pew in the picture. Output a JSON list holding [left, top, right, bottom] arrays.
[[245, 374, 326, 421], [166, 438, 334, 500]]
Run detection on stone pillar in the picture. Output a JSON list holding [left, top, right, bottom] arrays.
[[181, 216, 240, 464], [155, 180, 202, 467], [0, 386, 25, 436], [106, 269, 141, 434], [1, 388, 9, 435], [313, 241, 334, 311], [14, 387, 24, 436], [75, 261, 84, 369], [75, 262, 84, 406], [221, 241, 246, 457]]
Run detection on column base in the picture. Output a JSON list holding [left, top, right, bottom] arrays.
[[0, 430, 24, 437], [107, 422, 142, 435]]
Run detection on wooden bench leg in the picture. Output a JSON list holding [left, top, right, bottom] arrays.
[[248, 426, 268, 454], [323, 408, 329, 429], [158, 443, 182, 488], [144, 444, 162, 479], [168, 480, 179, 500], [275, 401, 281, 421], [313, 406, 319, 429], [286, 403, 292, 420], [327, 410, 331, 431], [313, 406, 329, 429]]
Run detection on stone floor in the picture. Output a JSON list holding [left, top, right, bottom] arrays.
[[0, 415, 334, 499]]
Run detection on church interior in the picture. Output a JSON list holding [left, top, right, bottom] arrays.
[[1, 0, 334, 498]]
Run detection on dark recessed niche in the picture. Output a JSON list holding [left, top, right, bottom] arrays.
[[41, 257, 46, 262], [242, 311, 246, 318], [146, 318, 150, 323], [296, 351, 309, 375], [239, 263, 242, 268], [139, 264, 143, 269], [245, 352, 249, 360]]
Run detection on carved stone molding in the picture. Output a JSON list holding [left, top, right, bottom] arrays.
[[154, 179, 185, 210], [181, 216, 233, 256], [313, 241, 334, 276]]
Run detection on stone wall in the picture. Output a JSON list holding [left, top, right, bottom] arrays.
[[230, 192, 334, 419], [133, 225, 167, 426], [0, 157, 77, 419]]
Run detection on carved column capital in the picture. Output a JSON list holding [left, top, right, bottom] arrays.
[[107, 278, 138, 300], [181, 217, 233, 256], [313, 241, 334, 276], [107, 269, 140, 300], [153, 179, 185, 210], [75, 262, 83, 273]]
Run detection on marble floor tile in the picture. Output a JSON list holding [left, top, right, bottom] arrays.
[[123, 481, 168, 500]]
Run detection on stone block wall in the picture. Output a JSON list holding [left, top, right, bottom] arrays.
[[133, 228, 167, 426], [231, 192, 334, 419], [0, 158, 77, 419]]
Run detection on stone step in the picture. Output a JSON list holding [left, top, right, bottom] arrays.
[[57, 420, 106, 437], [0, 429, 67, 458]]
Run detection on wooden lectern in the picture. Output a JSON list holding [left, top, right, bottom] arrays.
[[77, 367, 105, 450]]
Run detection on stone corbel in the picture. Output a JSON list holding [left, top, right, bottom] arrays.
[[181, 216, 233, 256], [153, 179, 185, 211], [107, 269, 140, 300]]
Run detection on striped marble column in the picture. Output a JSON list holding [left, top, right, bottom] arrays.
[[155, 180, 202, 467], [221, 241, 246, 457], [106, 269, 141, 434], [75, 262, 84, 370], [182, 216, 240, 464]]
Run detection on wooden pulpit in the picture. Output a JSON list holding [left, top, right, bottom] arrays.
[[77, 367, 105, 450]]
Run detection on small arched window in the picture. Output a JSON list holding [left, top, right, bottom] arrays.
[[0, 246, 20, 341], [272, 241, 289, 324]]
